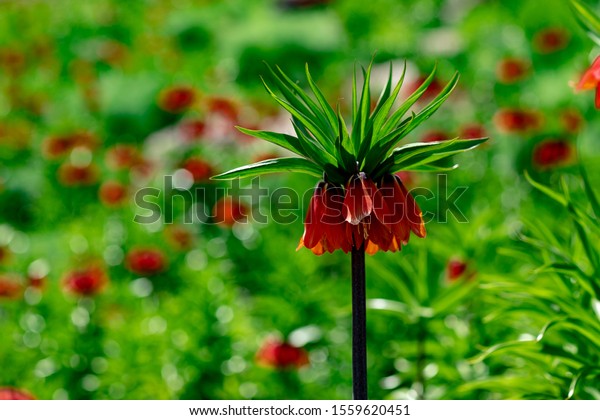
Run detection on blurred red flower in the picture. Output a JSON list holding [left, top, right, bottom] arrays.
[[42, 132, 97, 160], [494, 109, 543, 133], [533, 27, 569, 54], [207, 96, 239, 121], [0, 387, 35, 400], [559, 109, 584, 134], [63, 265, 108, 296], [57, 162, 99, 186], [158, 86, 197, 113], [164, 225, 195, 251], [105, 144, 142, 170], [28, 274, 46, 290], [181, 157, 214, 183], [256, 339, 309, 369], [99, 180, 128, 207], [575, 56, 600, 109], [447, 258, 469, 281], [459, 123, 487, 140], [213, 197, 248, 227], [533, 139, 573, 169], [0, 274, 23, 299], [298, 174, 425, 256], [496, 58, 529, 84], [421, 130, 451, 143], [125, 248, 166, 276], [179, 119, 206, 142]]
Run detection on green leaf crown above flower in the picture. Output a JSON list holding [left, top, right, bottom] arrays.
[[212, 60, 488, 184]]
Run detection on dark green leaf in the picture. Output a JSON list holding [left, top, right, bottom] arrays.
[[379, 137, 487, 176], [580, 163, 600, 219], [211, 158, 322, 180], [236, 127, 304, 156]]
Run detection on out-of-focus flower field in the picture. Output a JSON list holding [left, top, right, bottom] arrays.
[[1, 0, 600, 400]]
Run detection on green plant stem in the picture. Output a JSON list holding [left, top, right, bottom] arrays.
[[416, 318, 427, 399], [351, 244, 368, 400]]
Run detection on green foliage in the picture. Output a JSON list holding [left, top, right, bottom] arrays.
[[571, 0, 600, 45], [473, 170, 600, 399], [1, 0, 599, 402], [217, 62, 487, 184]]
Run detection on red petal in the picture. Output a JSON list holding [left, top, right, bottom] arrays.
[[300, 182, 327, 249], [576, 56, 600, 91], [367, 216, 392, 252], [343, 173, 374, 225], [400, 182, 426, 238], [595, 84, 600, 109], [322, 185, 349, 252], [377, 175, 406, 225]]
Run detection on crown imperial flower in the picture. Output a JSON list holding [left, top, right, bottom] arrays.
[[213, 61, 487, 255]]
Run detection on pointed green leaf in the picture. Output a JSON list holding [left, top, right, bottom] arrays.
[[261, 76, 335, 155], [352, 64, 358, 131], [290, 118, 337, 167], [305, 64, 339, 136], [336, 105, 356, 173], [431, 279, 479, 316], [580, 163, 600, 219], [568, 367, 600, 399], [537, 317, 600, 347], [236, 127, 304, 156], [367, 72, 461, 168], [524, 171, 568, 206], [570, 0, 600, 44], [371, 62, 395, 118], [376, 137, 487, 177], [211, 158, 323, 180], [405, 163, 460, 172], [272, 64, 336, 137], [571, 215, 600, 274], [380, 65, 438, 136], [371, 61, 406, 140]]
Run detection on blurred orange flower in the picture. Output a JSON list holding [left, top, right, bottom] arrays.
[[125, 248, 166, 276], [63, 265, 108, 296], [256, 339, 309, 369]]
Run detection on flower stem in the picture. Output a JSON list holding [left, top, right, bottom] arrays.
[[351, 244, 368, 400]]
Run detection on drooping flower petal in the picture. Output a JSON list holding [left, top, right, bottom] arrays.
[[299, 182, 327, 250], [399, 181, 426, 238], [366, 215, 393, 252], [376, 175, 405, 225], [343, 172, 375, 225], [299, 174, 426, 255], [322, 185, 351, 253], [576, 56, 600, 91]]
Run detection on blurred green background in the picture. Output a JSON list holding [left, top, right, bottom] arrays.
[[1, 0, 600, 400]]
